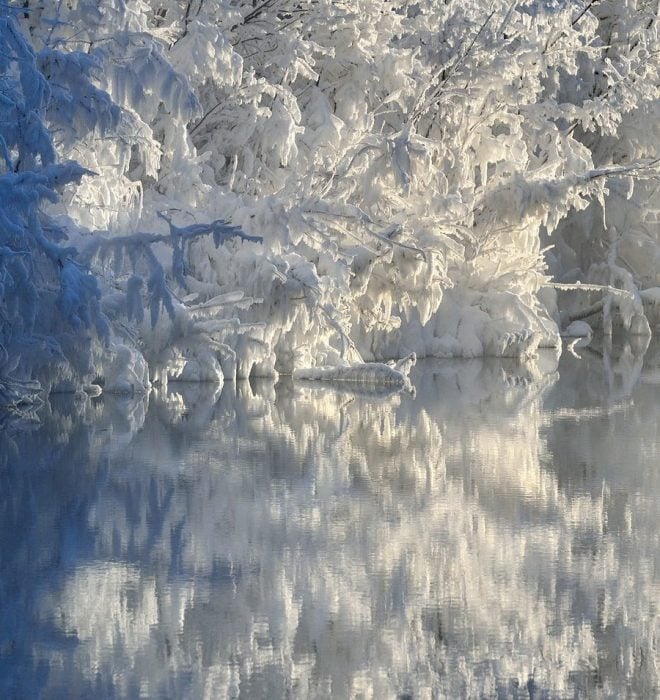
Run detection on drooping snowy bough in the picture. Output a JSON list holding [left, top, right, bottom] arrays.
[[1, 1, 659, 409]]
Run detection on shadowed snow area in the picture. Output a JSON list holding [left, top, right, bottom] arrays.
[[0, 344, 659, 699]]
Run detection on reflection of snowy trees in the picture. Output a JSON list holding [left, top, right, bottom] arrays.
[[1, 349, 658, 698]]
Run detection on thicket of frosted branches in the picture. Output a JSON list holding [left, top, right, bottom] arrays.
[[1, 0, 659, 408]]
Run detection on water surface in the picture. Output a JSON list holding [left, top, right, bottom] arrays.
[[1, 343, 659, 698]]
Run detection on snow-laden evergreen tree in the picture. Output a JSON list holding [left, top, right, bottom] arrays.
[[1, 2, 259, 408], [0, 10, 111, 409], [2, 0, 659, 408]]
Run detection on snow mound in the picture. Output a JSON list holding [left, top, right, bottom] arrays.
[[293, 353, 416, 392]]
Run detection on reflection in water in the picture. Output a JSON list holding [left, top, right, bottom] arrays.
[[0, 345, 658, 698]]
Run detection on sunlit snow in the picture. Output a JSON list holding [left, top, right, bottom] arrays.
[[1, 1, 658, 404]]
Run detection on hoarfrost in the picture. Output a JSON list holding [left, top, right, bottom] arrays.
[[1, 1, 659, 410]]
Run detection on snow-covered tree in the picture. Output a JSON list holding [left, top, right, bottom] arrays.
[[2, 0, 659, 408], [0, 11, 110, 409], [2, 2, 261, 407]]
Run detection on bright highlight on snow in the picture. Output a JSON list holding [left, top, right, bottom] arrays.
[[1, 1, 658, 411]]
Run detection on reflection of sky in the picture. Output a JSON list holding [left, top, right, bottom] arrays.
[[0, 344, 659, 698]]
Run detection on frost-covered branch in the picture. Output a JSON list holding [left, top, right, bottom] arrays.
[[2, 0, 660, 408]]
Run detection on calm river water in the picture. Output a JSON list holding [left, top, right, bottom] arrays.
[[1, 342, 659, 699]]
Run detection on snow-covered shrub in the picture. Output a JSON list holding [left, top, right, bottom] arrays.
[[165, 4, 543, 363], [3, 0, 660, 410], [547, 1, 660, 334], [80, 212, 264, 388], [169, 0, 658, 365]]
